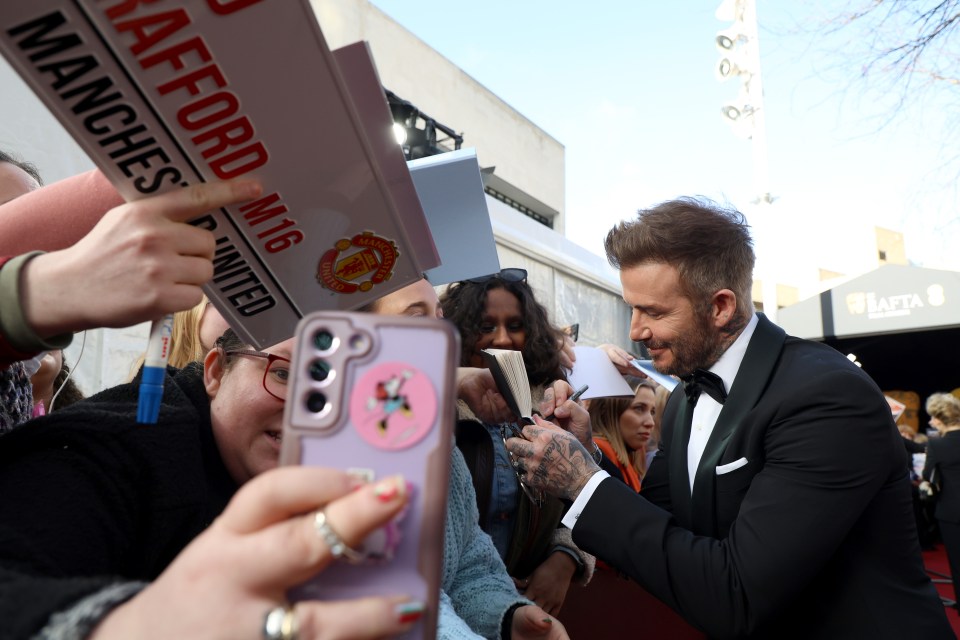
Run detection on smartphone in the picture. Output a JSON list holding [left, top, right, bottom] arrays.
[[279, 311, 458, 639]]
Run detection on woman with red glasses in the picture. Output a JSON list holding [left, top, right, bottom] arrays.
[[0, 327, 425, 640], [440, 269, 594, 616]]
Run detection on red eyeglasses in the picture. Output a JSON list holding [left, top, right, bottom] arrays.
[[224, 350, 290, 401]]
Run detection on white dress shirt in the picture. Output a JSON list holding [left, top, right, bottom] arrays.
[[563, 314, 759, 530], [685, 313, 757, 492]]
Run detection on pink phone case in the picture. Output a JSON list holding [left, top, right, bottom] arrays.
[[279, 311, 458, 639]]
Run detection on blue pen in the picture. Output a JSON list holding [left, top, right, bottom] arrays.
[[137, 314, 174, 424]]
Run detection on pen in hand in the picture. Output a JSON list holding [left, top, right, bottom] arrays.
[[137, 314, 174, 424], [570, 384, 589, 403], [532, 384, 589, 427]]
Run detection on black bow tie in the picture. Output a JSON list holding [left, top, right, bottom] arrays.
[[680, 369, 727, 406]]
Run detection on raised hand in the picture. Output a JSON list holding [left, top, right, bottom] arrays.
[[506, 417, 599, 502], [456, 366, 514, 423], [537, 380, 593, 448], [511, 603, 571, 639], [90, 467, 422, 640], [21, 180, 261, 337], [557, 333, 576, 370], [516, 553, 576, 617], [597, 342, 638, 376]]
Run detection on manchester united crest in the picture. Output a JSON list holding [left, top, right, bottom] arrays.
[[317, 231, 399, 293]]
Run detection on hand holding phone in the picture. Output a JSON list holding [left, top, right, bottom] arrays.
[[280, 311, 458, 639]]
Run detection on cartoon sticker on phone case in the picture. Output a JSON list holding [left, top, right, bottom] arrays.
[[350, 362, 437, 450]]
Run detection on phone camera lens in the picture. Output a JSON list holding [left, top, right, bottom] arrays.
[[348, 332, 370, 352], [306, 391, 327, 414], [313, 330, 335, 352], [309, 359, 331, 382]]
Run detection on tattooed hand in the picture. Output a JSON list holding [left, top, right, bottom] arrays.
[[538, 380, 593, 448], [506, 416, 600, 502]]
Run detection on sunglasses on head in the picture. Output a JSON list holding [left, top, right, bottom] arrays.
[[465, 268, 527, 284]]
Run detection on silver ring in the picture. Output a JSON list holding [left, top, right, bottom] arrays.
[[314, 510, 366, 564], [263, 605, 298, 640]]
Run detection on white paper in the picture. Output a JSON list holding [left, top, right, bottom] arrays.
[[630, 359, 679, 391], [885, 395, 907, 421], [566, 346, 635, 399]]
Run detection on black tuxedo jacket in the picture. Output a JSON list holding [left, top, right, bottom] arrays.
[[573, 315, 951, 639], [924, 430, 960, 523]]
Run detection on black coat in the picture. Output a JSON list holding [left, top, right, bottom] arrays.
[[0, 364, 237, 639], [924, 430, 960, 523], [572, 315, 951, 639]]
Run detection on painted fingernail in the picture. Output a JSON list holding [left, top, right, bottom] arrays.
[[395, 601, 425, 624], [374, 475, 406, 502], [543, 617, 553, 624]]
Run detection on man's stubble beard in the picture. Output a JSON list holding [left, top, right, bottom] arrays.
[[655, 310, 741, 376]]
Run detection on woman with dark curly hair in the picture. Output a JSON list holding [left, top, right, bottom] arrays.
[[440, 268, 594, 616], [441, 268, 565, 388]]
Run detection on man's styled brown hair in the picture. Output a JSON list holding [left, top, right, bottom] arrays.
[[604, 197, 756, 319]]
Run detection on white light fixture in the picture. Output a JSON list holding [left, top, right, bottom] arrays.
[[391, 122, 407, 145], [715, 27, 744, 51], [717, 50, 752, 81], [720, 103, 755, 139], [721, 104, 742, 121], [717, 57, 739, 80]]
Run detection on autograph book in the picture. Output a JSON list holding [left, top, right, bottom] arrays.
[[0, 0, 437, 348], [481, 348, 536, 424]]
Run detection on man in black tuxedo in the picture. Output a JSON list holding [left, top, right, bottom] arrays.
[[507, 198, 951, 638]]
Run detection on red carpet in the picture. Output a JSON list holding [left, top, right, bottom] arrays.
[[923, 545, 960, 638], [557, 568, 705, 638], [556, 550, 959, 639]]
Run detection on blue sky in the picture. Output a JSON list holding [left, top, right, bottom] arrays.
[[368, 1, 959, 294]]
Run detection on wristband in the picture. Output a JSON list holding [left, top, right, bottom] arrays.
[[501, 602, 525, 639], [550, 545, 585, 576]]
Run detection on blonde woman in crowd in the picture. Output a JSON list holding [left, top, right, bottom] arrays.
[[129, 295, 230, 379], [588, 378, 657, 492], [168, 296, 230, 367], [922, 391, 960, 615]]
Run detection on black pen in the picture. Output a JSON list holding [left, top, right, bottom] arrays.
[[570, 384, 589, 402]]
